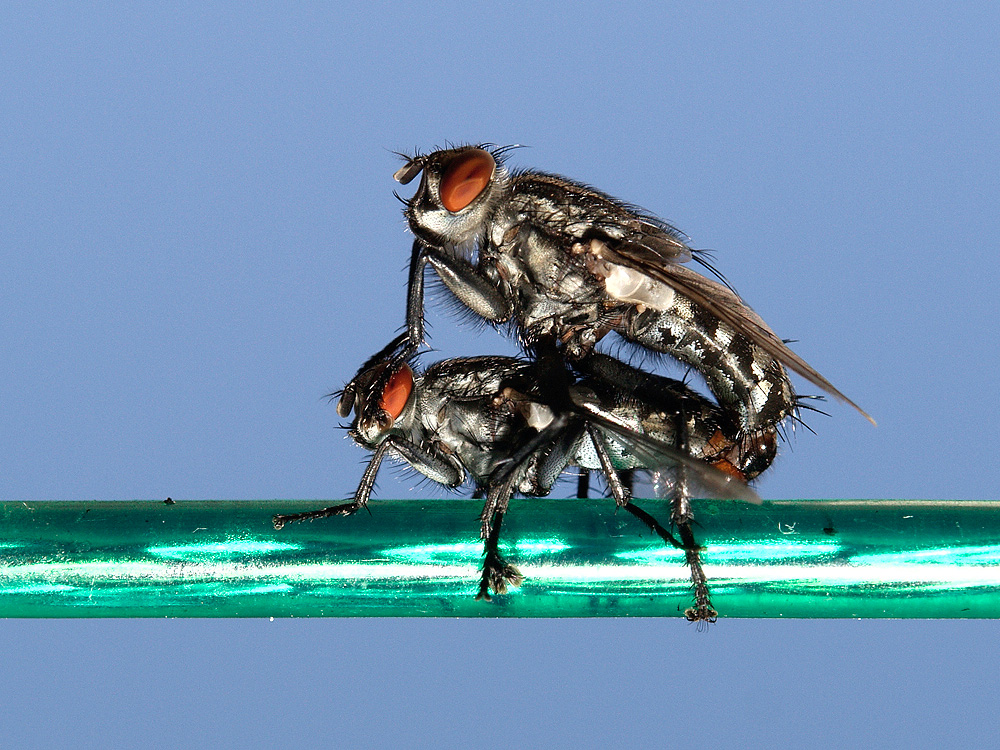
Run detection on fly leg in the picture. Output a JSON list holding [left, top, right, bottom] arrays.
[[676, 524, 715, 623], [614, 500, 712, 623], [474, 412, 582, 600], [350, 239, 513, 424], [343, 243, 433, 420], [423, 242, 512, 326], [272, 439, 392, 529], [586, 421, 716, 622], [272, 437, 464, 530], [618, 469, 634, 496], [476, 473, 523, 601], [585, 424, 632, 508], [574, 466, 632, 501], [670, 408, 717, 623]]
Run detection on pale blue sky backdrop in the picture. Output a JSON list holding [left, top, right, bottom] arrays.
[[2, 4, 998, 748]]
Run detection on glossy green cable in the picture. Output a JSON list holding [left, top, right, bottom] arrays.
[[1, 499, 998, 618]]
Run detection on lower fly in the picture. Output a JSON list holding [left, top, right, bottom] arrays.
[[275, 338, 763, 622]]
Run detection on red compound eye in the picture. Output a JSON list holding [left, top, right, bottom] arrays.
[[439, 149, 495, 212], [379, 365, 414, 422]]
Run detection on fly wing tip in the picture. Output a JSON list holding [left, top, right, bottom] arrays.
[[711, 475, 761, 505], [844, 398, 877, 427]]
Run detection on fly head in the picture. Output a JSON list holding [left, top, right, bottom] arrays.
[[338, 361, 417, 446], [394, 145, 511, 248]]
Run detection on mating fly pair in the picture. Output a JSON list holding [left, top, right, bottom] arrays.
[[276, 144, 871, 620]]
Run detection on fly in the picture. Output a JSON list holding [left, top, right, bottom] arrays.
[[379, 144, 873, 481], [275, 336, 762, 622]]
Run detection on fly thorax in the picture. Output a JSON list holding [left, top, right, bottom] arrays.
[[490, 250, 524, 288], [493, 203, 591, 299], [494, 230, 605, 342], [519, 230, 592, 297]]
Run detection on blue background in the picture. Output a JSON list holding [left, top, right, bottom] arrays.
[[2, 3, 998, 748]]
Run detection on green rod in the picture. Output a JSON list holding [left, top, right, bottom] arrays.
[[1, 499, 998, 618]]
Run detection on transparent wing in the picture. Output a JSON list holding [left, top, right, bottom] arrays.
[[596, 238, 875, 425], [572, 397, 761, 504]]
